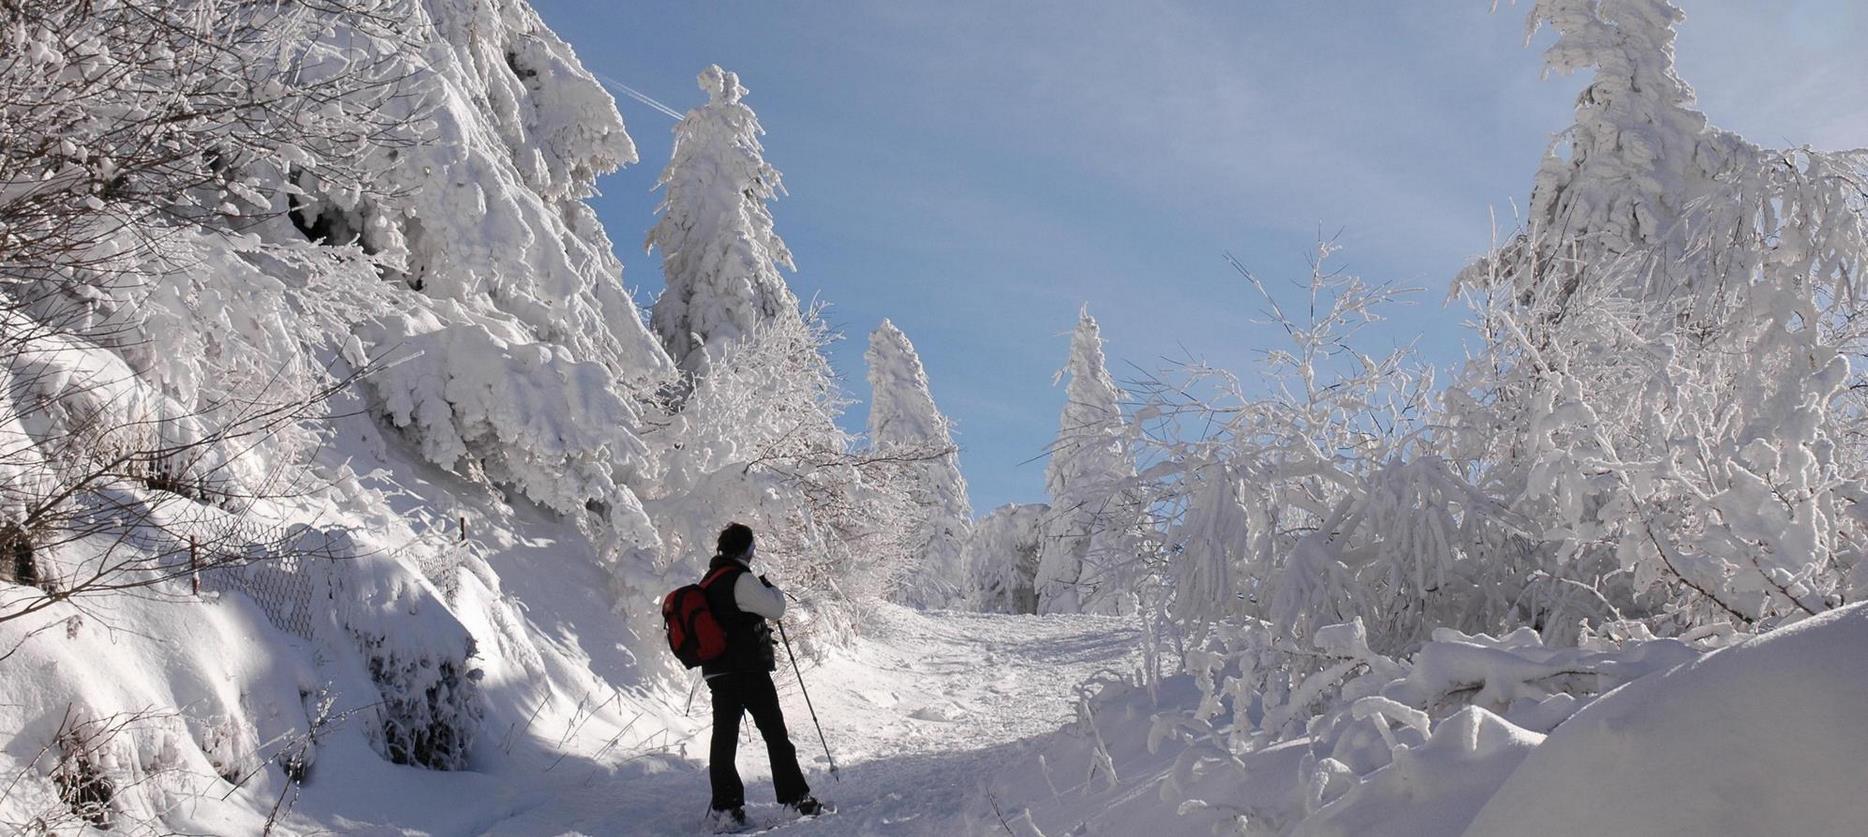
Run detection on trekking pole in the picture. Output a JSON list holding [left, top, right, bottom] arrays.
[[775, 620, 839, 782], [683, 668, 702, 718]]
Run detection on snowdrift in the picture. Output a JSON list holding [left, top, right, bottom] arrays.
[[1463, 602, 1868, 836], [1001, 603, 1868, 837]]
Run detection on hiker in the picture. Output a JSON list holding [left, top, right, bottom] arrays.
[[700, 522, 824, 829]]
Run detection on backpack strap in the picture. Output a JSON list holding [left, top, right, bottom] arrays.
[[698, 566, 737, 589]]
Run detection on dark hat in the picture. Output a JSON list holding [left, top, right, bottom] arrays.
[[717, 522, 754, 558]]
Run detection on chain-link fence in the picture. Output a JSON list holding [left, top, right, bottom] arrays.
[[201, 521, 353, 641], [204, 547, 322, 640], [412, 516, 474, 606], [102, 512, 349, 642]]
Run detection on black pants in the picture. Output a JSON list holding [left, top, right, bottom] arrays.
[[707, 671, 810, 810]]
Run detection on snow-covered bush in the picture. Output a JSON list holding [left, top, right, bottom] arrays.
[[1135, 613, 1713, 834], [1448, 268, 1865, 632], [1118, 243, 1534, 669], [865, 320, 972, 607]]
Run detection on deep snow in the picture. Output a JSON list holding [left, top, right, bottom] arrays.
[[1463, 602, 1868, 837], [981, 603, 1868, 837]]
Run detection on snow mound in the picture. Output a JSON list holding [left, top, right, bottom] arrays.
[[1463, 602, 1868, 837], [1296, 707, 1542, 837]]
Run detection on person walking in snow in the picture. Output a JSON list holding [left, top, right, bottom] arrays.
[[701, 522, 824, 829]]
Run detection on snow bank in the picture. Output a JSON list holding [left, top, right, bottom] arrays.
[[1009, 605, 1868, 836], [1463, 602, 1868, 836], [1294, 707, 1542, 837]]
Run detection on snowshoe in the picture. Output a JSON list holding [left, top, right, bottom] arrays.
[[708, 806, 749, 833], [789, 797, 833, 817]]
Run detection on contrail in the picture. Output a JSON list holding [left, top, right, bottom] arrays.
[[594, 72, 684, 121]]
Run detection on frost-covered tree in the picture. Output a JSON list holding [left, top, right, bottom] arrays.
[[646, 307, 919, 647], [343, 0, 673, 594], [1462, 0, 1868, 318], [865, 320, 971, 607], [963, 503, 1049, 614], [1449, 0, 1868, 629], [646, 66, 800, 373], [1036, 308, 1137, 615]]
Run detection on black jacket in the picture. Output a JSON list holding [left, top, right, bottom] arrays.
[[700, 555, 777, 676]]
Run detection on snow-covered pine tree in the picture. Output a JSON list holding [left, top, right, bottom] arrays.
[[1459, 0, 1725, 308], [646, 65, 800, 373], [964, 503, 1049, 614], [1036, 307, 1136, 615], [865, 320, 972, 607]]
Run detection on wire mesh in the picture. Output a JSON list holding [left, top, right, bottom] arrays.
[[126, 514, 350, 642]]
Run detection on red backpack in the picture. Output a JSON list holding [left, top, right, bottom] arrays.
[[662, 567, 736, 669]]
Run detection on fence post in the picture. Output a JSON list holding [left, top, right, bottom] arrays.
[[459, 516, 467, 543], [189, 536, 200, 595]]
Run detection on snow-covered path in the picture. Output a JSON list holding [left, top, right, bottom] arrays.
[[484, 604, 1140, 835]]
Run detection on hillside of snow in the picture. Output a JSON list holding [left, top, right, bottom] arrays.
[[0, 0, 737, 830]]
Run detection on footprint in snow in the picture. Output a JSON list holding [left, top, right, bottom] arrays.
[[907, 703, 965, 722]]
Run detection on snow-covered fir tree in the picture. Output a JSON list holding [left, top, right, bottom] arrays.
[[1035, 307, 1135, 615], [963, 503, 1049, 614], [645, 65, 800, 373], [865, 319, 972, 606]]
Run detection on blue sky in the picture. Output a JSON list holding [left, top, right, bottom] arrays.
[[528, 1, 1868, 515]]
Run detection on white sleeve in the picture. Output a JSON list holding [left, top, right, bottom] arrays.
[[734, 572, 787, 620]]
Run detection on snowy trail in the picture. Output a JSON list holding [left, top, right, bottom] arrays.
[[483, 604, 1140, 835]]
